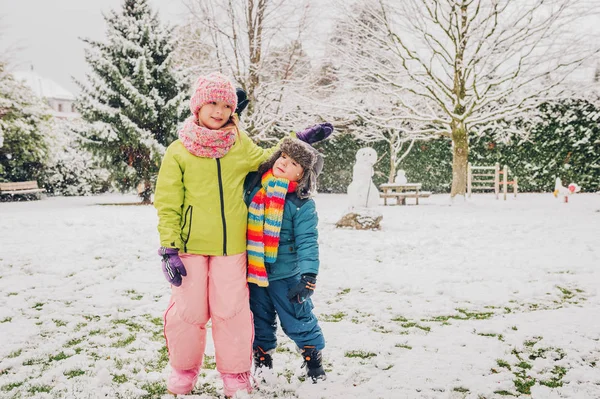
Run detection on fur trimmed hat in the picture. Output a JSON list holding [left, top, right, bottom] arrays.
[[189, 72, 237, 116], [259, 137, 324, 199]]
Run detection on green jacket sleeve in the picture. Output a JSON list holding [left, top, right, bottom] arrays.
[[154, 143, 184, 250], [293, 199, 320, 276], [241, 129, 297, 172]]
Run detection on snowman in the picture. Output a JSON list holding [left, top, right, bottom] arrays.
[[394, 169, 408, 184], [347, 147, 380, 208]]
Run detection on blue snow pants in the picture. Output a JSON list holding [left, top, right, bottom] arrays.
[[249, 274, 325, 352]]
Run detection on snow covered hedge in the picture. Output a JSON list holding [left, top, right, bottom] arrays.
[[383, 98, 600, 193], [316, 97, 599, 194], [495, 98, 600, 192]]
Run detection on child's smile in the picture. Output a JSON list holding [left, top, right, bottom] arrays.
[[198, 101, 232, 130]]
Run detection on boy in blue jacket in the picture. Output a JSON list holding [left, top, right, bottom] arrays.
[[243, 137, 326, 382]]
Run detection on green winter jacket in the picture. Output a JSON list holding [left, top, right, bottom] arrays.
[[154, 129, 278, 256]]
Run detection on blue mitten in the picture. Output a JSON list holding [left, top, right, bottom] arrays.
[[287, 274, 317, 303]]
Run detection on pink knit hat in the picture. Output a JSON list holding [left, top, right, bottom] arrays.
[[189, 72, 238, 116]]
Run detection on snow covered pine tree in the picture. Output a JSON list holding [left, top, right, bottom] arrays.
[[76, 0, 188, 203]]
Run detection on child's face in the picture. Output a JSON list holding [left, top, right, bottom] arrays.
[[197, 101, 233, 130], [273, 153, 304, 182]]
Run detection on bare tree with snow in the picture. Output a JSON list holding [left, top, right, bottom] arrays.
[[175, 0, 318, 139], [334, 0, 600, 197], [323, 3, 433, 183]]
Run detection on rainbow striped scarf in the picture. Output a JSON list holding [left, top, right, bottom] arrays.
[[247, 169, 298, 287]]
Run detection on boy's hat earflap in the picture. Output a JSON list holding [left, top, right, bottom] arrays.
[[300, 152, 324, 199], [313, 152, 324, 177]]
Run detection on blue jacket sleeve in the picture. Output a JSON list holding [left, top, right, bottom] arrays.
[[292, 199, 320, 275]]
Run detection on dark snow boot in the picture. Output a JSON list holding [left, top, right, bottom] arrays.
[[301, 346, 326, 382], [253, 346, 273, 370]]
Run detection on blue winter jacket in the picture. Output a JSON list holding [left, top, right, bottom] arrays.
[[243, 172, 320, 281]]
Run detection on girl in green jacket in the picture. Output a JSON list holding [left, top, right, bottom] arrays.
[[154, 72, 332, 397]]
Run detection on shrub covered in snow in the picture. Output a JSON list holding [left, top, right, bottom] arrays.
[[42, 118, 110, 196], [507, 98, 600, 192], [0, 64, 52, 183]]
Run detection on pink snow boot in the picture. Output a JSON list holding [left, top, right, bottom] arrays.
[[167, 367, 199, 395], [221, 371, 253, 398]]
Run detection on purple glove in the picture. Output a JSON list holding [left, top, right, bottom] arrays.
[[159, 247, 187, 286], [296, 123, 334, 145]]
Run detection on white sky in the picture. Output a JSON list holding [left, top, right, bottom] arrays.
[[0, 0, 334, 96], [1, 0, 596, 97], [0, 0, 187, 94]]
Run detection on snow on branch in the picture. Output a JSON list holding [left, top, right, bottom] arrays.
[[331, 0, 600, 138]]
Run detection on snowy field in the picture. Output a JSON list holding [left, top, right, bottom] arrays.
[[1, 193, 599, 399]]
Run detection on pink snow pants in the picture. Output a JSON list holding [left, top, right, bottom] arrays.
[[163, 252, 253, 373]]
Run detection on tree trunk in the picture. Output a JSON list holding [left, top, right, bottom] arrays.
[[245, 0, 265, 131], [138, 180, 153, 205], [449, 2, 469, 198], [450, 121, 469, 197], [388, 141, 396, 183], [140, 191, 152, 205]]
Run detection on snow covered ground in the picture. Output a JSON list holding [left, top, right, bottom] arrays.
[[1, 193, 599, 399]]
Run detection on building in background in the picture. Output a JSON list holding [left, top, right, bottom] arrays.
[[12, 69, 79, 118]]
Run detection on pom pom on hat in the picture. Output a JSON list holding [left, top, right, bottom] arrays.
[[189, 72, 237, 116]]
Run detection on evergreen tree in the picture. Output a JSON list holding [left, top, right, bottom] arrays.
[[76, 0, 188, 203], [0, 64, 52, 184]]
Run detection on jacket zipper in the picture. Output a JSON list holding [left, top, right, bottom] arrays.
[[216, 159, 227, 255], [181, 205, 193, 253], [245, 173, 261, 204]]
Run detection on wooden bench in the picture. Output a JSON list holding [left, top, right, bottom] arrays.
[[381, 191, 432, 205], [380, 183, 431, 205], [0, 181, 45, 200]]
